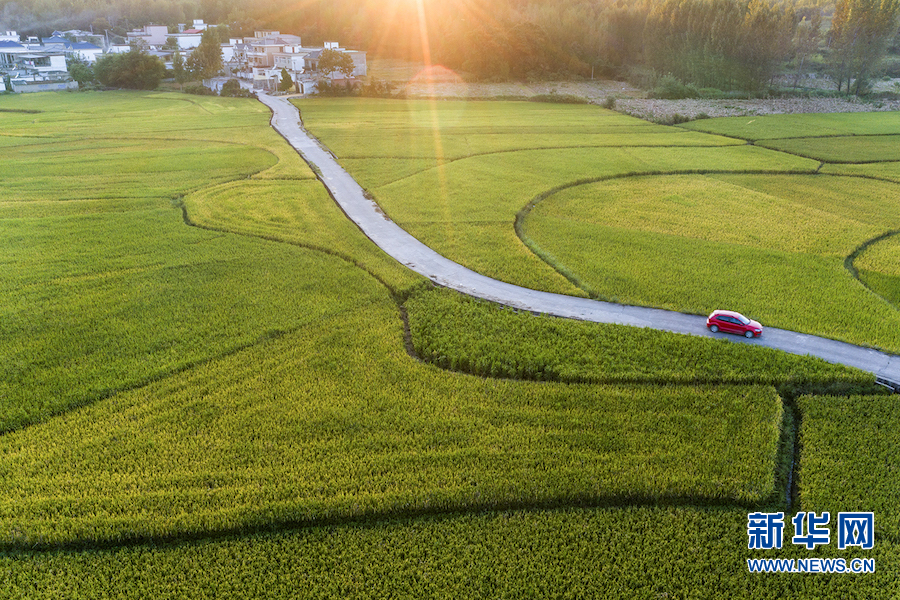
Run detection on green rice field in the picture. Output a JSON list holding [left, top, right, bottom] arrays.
[[297, 99, 900, 353], [0, 92, 896, 597]]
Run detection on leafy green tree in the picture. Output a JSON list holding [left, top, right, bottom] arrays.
[[827, 0, 900, 94], [172, 50, 189, 89], [94, 49, 166, 90], [792, 12, 823, 87], [645, 0, 796, 91], [187, 28, 223, 81], [220, 78, 254, 97], [67, 56, 94, 86], [317, 48, 355, 79], [278, 67, 294, 92]]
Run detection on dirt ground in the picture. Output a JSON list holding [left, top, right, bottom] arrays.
[[367, 59, 900, 121]]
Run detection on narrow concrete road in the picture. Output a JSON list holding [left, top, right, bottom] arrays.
[[257, 92, 900, 384]]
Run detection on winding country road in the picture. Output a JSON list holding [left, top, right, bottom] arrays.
[[257, 92, 900, 385]]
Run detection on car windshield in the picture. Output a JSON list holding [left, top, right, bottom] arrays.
[[737, 315, 751, 325]]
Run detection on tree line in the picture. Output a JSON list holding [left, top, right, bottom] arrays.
[[4, 0, 898, 92]]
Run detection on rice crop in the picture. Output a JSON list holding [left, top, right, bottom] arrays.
[[183, 180, 422, 295], [855, 234, 900, 307], [679, 111, 900, 141], [3, 507, 895, 599], [0, 90, 413, 432], [797, 394, 900, 539], [522, 173, 900, 352], [0, 293, 783, 546], [297, 98, 819, 300], [3, 91, 895, 598], [406, 287, 873, 391], [821, 161, 900, 184], [0, 207, 393, 433], [757, 135, 900, 163]]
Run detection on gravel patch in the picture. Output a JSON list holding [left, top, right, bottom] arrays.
[[615, 96, 900, 121], [396, 79, 900, 121]]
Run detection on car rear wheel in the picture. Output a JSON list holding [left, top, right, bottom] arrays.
[[745, 330, 754, 338], [710, 325, 719, 333]]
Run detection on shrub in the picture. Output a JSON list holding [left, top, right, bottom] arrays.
[[184, 84, 217, 96], [220, 78, 255, 98], [882, 59, 900, 79], [315, 78, 356, 97], [649, 75, 700, 99], [359, 79, 396, 98], [530, 93, 589, 104], [94, 49, 166, 90]]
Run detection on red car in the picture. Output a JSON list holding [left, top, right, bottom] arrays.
[[706, 310, 763, 338]]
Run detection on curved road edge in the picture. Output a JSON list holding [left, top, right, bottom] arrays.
[[257, 93, 900, 385]]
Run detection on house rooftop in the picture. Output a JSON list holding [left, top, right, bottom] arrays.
[[68, 42, 102, 50]]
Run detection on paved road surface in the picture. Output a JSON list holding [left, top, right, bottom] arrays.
[[257, 92, 900, 385]]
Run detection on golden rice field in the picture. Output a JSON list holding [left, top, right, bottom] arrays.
[[297, 98, 900, 353], [0, 92, 895, 598]]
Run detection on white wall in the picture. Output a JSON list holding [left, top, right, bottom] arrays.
[[175, 33, 202, 49]]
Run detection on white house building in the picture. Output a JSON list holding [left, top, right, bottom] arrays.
[[65, 41, 104, 63], [0, 39, 28, 67], [4, 52, 76, 92], [126, 24, 169, 47], [231, 32, 367, 93]]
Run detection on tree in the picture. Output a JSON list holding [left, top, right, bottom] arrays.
[[279, 67, 294, 92], [94, 48, 166, 90], [317, 48, 355, 79], [67, 56, 95, 87], [792, 12, 823, 87], [220, 78, 254, 97], [172, 50, 189, 89], [645, 0, 796, 91], [187, 28, 223, 81], [827, 0, 900, 94]]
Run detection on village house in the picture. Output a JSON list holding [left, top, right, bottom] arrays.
[[0, 23, 366, 94], [0, 32, 77, 92], [126, 24, 169, 47], [231, 31, 366, 93]]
